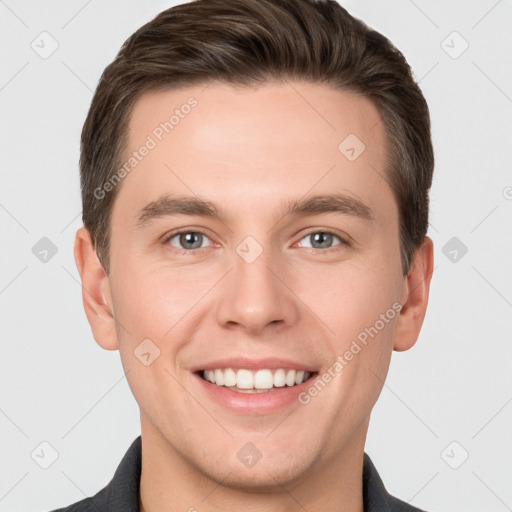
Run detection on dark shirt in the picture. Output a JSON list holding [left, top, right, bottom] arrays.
[[49, 436, 428, 512]]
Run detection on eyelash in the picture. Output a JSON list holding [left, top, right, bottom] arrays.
[[162, 229, 349, 256]]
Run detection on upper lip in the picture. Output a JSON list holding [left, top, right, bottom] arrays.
[[191, 357, 317, 373]]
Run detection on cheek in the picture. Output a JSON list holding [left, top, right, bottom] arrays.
[[295, 256, 401, 406], [307, 266, 400, 436], [296, 256, 402, 338], [109, 267, 194, 417], [110, 258, 208, 340]]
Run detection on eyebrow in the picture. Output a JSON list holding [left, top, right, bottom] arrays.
[[135, 193, 374, 228]]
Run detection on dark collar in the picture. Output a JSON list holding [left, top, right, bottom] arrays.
[[361, 452, 427, 511], [51, 436, 427, 512]]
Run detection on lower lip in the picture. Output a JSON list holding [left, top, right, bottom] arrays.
[[193, 372, 317, 415]]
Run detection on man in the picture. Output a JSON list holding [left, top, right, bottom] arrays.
[[53, 0, 434, 510]]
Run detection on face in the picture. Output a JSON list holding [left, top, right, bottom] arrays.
[[77, 80, 432, 490]]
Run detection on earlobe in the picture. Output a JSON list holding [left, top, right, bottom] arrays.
[[393, 236, 434, 352], [74, 226, 119, 351]]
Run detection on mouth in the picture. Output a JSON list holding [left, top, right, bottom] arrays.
[[196, 368, 318, 393]]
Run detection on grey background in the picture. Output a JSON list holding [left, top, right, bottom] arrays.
[[1, 1, 511, 511]]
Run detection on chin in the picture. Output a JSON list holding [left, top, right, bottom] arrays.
[[209, 460, 312, 493]]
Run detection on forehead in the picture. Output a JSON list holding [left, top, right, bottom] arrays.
[[114, 80, 394, 224], [127, 81, 385, 159]]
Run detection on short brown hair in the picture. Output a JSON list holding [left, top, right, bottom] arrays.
[[80, 0, 433, 275]]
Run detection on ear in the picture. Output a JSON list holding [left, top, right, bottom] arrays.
[[394, 236, 434, 352], [74, 226, 119, 351]]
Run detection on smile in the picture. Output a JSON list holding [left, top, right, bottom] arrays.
[[199, 368, 316, 393]]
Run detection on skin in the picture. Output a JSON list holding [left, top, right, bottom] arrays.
[[75, 80, 433, 512]]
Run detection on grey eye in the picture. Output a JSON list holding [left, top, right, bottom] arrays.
[[168, 231, 209, 250], [299, 232, 342, 250]]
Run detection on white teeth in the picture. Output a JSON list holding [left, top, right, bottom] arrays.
[[214, 369, 224, 386], [236, 369, 253, 389], [273, 368, 286, 387], [285, 370, 296, 387], [224, 368, 237, 387], [254, 369, 273, 389], [201, 368, 311, 390]]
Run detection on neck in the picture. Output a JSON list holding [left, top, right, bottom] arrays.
[[139, 416, 367, 512]]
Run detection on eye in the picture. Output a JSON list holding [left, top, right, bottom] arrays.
[[162, 229, 349, 256], [164, 230, 213, 254], [296, 230, 348, 252]]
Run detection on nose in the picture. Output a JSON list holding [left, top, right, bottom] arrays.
[[214, 243, 300, 335]]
